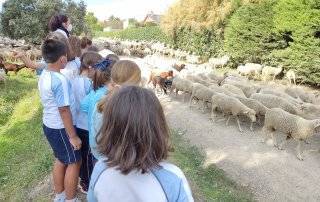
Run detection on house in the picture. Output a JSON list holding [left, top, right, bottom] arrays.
[[142, 11, 161, 25], [103, 18, 124, 32]]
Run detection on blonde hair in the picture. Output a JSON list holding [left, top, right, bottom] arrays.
[[97, 60, 141, 112]]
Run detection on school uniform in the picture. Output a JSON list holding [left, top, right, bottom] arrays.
[[88, 160, 194, 202], [71, 75, 93, 189], [80, 86, 108, 162], [61, 58, 81, 81], [38, 69, 81, 165]]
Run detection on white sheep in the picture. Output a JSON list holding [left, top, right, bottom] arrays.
[[285, 69, 296, 85], [235, 95, 268, 127], [262, 65, 283, 81], [208, 55, 230, 69], [222, 79, 257, 98], [211, 93, 256, 132], [259, 88, 302, 107], [237, 63, 262, 77], [189, 83, 216, 112], [263, 108, 320, 160], [221, 84, 246, 97], [171, 77, 194, 102], [250, 93, 301, 115], [285, 87, 317, 104], [0, 68, 6, 83]]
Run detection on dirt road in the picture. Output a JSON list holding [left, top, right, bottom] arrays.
[[160, 94, 320, 202]]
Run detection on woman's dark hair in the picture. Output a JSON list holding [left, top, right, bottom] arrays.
[[69, 35, 81, 58], [97, 86, 169, 174], [49, 14, 68, 32]]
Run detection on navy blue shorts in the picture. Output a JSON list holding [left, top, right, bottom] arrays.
[[43, 124, 81, 165]]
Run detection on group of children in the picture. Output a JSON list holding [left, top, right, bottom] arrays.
[[20, 14, 194, 202]]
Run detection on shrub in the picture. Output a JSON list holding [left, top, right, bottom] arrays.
[[97, 26, 172, 45]]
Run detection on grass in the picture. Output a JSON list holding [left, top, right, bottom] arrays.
[[169, 130, 253, 201], [0, 70, 253, 201], [0, 70, 53, 201]]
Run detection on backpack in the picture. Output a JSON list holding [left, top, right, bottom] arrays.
[[87, 161, 189, 202]]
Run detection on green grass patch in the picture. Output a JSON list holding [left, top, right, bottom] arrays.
[[95, 26, 172, 45], [0, 73, 53, 201], [169, 130, 253, 201]]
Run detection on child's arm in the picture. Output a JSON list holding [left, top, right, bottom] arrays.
[[58, 106, 82, 150]]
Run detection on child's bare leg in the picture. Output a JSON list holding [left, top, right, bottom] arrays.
[[65, 161, 81, 200], [53, 159, 66, 194]]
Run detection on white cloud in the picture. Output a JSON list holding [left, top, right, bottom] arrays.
[[86, 0, 175, 21]]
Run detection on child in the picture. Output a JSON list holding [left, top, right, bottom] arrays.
[[88, 86, 194, 202], [39, 38, 81, 202], [90, 60, 141, 160], [80, 52, 118, 161], [71, 53, 93, 193]]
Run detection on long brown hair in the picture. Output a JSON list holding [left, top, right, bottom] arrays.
[[97, 86, 169, 174], [69, 35, 81, 58], [97, 60, 141, 112]]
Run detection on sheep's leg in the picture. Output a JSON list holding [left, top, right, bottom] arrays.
[[270, 131, 278, 147], [304, 139, 310, 144], [210, 105, 218, 122], [188, 95, 194, 108], [236, 116, 243, 133], [201, 100, 206, 113], [226, 116, 231, 126], [277, 139, 288, 150], [296, 140, 304, 161], [250, 122, 254, 131]]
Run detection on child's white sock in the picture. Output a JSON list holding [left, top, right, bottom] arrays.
[[53, 191, 66, 202]]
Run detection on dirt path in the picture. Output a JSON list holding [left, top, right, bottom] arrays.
[[160, 94, 320, 202]]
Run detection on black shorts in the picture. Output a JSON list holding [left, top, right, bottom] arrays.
[[43, 124, 81, 165]]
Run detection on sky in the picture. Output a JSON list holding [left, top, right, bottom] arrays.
[[85, 0, 176, 21], [0, 0, 176, 21]]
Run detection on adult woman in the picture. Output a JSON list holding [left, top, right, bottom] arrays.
[[48, 14, 73, 38]]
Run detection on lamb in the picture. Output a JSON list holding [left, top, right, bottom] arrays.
[[189, 83, 216, 112], [221, 84, 246, 97], [186, 75, 211, 87], [211, 93, 256, 132], [250, 93, 301, 115], [262, 108, 320, 160], [208, 85, 236, 97], [285, 69, 296, 85], [262, 65, 283, 81], [171, 77, 194, 102]]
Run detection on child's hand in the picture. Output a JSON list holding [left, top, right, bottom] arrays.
[[70, 136, 82, 150]]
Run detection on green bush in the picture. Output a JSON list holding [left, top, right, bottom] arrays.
[[224, 0, 283, 64]]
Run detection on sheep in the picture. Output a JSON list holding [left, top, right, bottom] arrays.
[[221, 84, 246, 97], [262, 65, 283, 81], [172, 63, 186, 72], [206, 73, 225, 85], [186, 74, 211, 87], [237, 63, 262, 77], [123, 48, 131, 56], [211, 93, 256, 132], [259, 88, 302, 107], [235, 95, 268, 127], [0, 56, 25, 74], [285, 69, 296, 85], [262, 108, 320, 160], [284, 87, 317, 104], [208, 85, 236, 97], [250, 93, 301, 115], [208, 55, 230, 69], [171, 77, 194, 102], [148, 69, 173, 93], [300, 103, 320, 120], [189, 83, 216, 112], [221, 79, 257, 97], [0, 68, 6, 83]]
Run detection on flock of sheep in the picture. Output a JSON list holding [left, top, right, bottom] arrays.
[[93, 38, 320, 161]]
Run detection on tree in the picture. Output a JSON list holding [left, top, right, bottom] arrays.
[[85, 12, 103, 36], [0, 0, 87, 43]]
